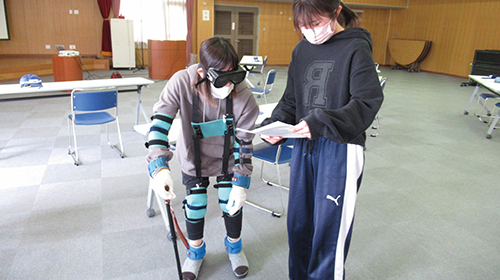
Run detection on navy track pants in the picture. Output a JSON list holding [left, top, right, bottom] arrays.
[[287, 137, 364, 280]]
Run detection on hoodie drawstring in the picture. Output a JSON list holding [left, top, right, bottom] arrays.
[[304, 139, 314, 156]]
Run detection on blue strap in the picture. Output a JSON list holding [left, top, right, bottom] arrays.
[[191, 118, 231, 138], [148, 157, 169, 178], [232, 174, 251, 189], [187, 242, 206, 260], [224, 236, 242, 254]]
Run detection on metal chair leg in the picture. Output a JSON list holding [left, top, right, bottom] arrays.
[[245, 148, 289, 218], [68, 117, 80, 166], [146, 178, 173, 240], [371, 115, 379, 137]]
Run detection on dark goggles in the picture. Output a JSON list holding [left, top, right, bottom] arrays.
[[206, 66, 246, 88]]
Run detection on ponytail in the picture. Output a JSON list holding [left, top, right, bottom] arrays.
[[338, 2, 360, 28], [293, 0, 360, 30]]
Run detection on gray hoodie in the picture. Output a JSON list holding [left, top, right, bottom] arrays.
[[147, 64, 259, 178]]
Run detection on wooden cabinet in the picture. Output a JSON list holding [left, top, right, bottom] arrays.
[[148, 40, 186, 80], [52, 56, 83, 82]]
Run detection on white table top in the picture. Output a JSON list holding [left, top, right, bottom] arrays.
[[134, 118, 182, 143], [240, 55, 263, 66], [0, 77, 155, 96], [469, 75, 500, 94], [256, 102, 277, 126]]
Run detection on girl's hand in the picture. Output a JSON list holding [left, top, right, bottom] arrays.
[[288, 120, 311, 138], [261, 134, 283, 144]]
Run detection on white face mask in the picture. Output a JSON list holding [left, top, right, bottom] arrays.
[[300, 19, 336, 45], [211, 83, 234, 99]]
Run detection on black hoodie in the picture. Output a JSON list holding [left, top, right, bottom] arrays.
[[264, 27, 384, 147]]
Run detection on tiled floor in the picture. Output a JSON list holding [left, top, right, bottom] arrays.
[[1, 65, 500, 280]]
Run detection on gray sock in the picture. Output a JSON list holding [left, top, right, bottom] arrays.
[[228, 250, 249, 278], [182, 257, 203, 280]]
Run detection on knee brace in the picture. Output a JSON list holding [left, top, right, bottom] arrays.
[[187, 241, 206, 260], [224, 236, 242, 254], [183, 186, 208, 222], [215, 181, 232, 214]]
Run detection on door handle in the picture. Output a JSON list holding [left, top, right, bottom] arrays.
[[235, 39, 240, 43]]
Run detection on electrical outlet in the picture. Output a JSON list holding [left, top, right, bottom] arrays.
[[74, 10, 79, 15], [69, 9, 73, 14], [55, 45, 65, 50], [45, 45, 51, 49], [203, 10, 209, 21], [69, 45, 76, 50]]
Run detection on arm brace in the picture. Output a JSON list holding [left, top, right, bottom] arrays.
[[147, 113, 174, 149], [147, 113, 174, 176], [234, 138, 253, 167], [232, 137, 252, 189]]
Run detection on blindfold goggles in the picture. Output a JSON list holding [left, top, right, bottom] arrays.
[[206, 66, 246, 88]]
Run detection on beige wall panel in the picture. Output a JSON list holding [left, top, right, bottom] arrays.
[[4, 0, 500, 78], [345, 0, 408, 8], [357, 8, 391, 65], [0, 0, 103, 56], [197, 0, 215, 52], [388, 0, 500, 77], [215, 0, 299, 65]]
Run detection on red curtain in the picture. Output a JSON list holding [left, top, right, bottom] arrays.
[[186, 0, 193, 66], [98, 0, 113, 57], [112, 0, 121, 18]]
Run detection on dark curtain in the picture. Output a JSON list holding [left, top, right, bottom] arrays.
[[112, 0, 121, 18], [186, 0, 193, 66], [98, 0, 113, 57]]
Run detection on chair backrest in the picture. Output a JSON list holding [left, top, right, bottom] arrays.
[[266, 69, 277, 86], [263, 69, 277, 94], [71, 88, 118, 112], [380, 77, 387, 91]]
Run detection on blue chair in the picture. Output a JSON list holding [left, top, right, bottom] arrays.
[[247, 55, 267, 86], [486, 102, 500, 139], [68, 87, 124, 165], [371, 77, 387, 137], [250, 68, 276, 103], [473, 92, 500, 123], [245, 138, 294, 217]]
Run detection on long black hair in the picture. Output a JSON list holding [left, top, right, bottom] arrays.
[[293, 0, 360, 30]]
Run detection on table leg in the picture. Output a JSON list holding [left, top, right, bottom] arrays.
[[135, 85, 150, 125], [486, 112, 500, 139], [464, 85, 480, 115]]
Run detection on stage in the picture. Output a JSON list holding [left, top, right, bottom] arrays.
[[0, 55, 110, 83]]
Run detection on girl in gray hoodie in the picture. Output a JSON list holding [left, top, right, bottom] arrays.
[[146, 37, 259, 279]]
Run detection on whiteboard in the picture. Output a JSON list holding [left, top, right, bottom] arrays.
[[0, 0, 9, 40]]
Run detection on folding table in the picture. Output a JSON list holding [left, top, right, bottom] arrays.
[[0, 77, 155, 125]]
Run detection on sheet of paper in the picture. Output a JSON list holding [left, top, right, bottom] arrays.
[[236, 121, 306, 138]]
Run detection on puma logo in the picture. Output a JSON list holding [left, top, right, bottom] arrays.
[[326, 195, 341, 206]]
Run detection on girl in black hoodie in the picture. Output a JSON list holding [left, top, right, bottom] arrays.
[[261, 1, 384, 279]]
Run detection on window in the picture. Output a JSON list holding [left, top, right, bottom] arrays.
[[120, 0, 187, 45]]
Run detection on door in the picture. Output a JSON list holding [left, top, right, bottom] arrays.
[[214, 5, 259, 61]]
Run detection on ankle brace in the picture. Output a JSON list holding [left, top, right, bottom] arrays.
[[224, 236, 242, 254], [187, 241, 206, 260]]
